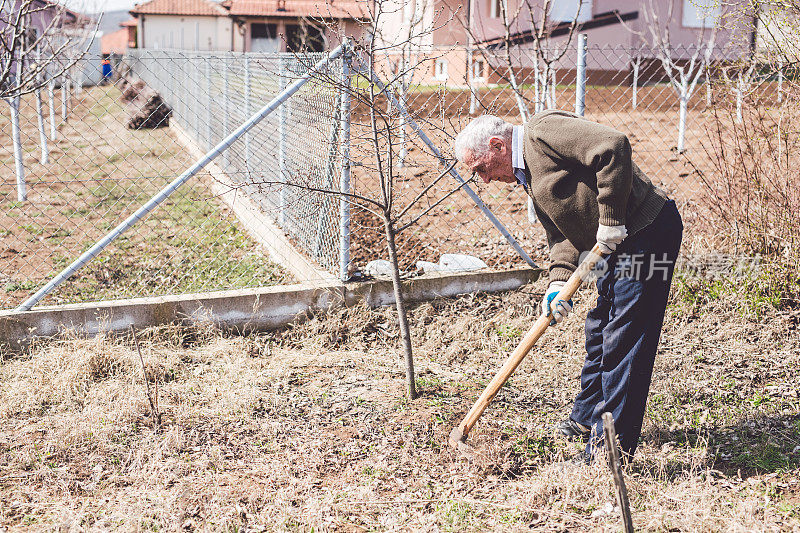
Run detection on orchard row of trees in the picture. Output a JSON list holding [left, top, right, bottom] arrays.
[[1, 0, 97, 201]]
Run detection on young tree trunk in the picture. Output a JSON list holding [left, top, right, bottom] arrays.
[[47, 78, 57, 141], [735, 86, 743, 124], [467, 48, 478, 115], [383, 214, 417, 400], [509, 67, 528, 120], [678, 93, 688, 153], [8, 97, 26, 202], [34, 87, 49, 165], [631, 57, 640, 110], [62, 76, 69, 121]]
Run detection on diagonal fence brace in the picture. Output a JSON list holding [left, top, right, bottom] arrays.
[[359, 66, 538, 269], [15, 43, 348, 312]]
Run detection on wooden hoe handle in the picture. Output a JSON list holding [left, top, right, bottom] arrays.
[[449, 244, 606, 447]]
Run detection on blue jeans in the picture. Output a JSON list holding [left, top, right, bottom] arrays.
[[571, 200, 683, 458]]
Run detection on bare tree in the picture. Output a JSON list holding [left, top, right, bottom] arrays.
[[247, 0, 469, 400], [1, 0, 98, 201], [635, 0, 721, 153], [460, 0, 583, 119]]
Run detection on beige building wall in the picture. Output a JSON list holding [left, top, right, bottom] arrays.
[[138, 14, 234, 51]]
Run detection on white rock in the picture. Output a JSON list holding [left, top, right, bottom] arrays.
[[439, 254, 488, 272], [365, 259, 394, 278], [416, 261, 442, 274]]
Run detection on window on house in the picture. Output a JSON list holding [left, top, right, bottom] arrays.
[[490, 0, 503, 19], [549, 0, 593, 23], [435, 58, 448, 81], [682, 0, 720, 28], [250, 23, 279, 52], [286, 23, 325, 52], [473, 59, 485, 80]]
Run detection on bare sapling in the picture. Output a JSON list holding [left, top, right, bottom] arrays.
[[635, 0, 722, 153], [131, 326, 161, 429], [242, 0, 467, 400]]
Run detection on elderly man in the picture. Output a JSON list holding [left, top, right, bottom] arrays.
[[454, 111, 683, 461]]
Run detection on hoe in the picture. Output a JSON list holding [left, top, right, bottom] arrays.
[[449, 244, 607, 453]]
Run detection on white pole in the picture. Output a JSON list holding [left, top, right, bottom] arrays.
[[34, 87, 49, 165], [339, 52, 352, 281], [34, 48, 49, 165], [279, 56, 287, 228], [575, 33, 587, 116], [9, 96, 26, 202], [11, 56, 26, 202], [631, 55, 640, 110], [678, 93, 687, 153], [61, 75, 69, 120], [222, 54, 230, 167], [398, 57, 407, 169], [205, 59, 212, 148], [47, 78, 57, 141], [244, 54, 250, 164]]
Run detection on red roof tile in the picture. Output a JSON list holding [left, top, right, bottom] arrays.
[[225, 0, 367, 19], [120, 18, 138, 26], [130, 0, 228, 16], [101, 28, 129, 54]]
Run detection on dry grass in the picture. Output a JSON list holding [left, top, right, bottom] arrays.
[[1, 273, 798, 531]]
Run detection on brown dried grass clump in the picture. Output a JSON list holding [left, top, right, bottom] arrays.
[[1, 279, 798, 530]]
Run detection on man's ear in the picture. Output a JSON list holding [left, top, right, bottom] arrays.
[[489, 136, 504, 152]]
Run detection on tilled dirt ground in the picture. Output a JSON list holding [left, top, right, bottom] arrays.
[[1, 275, 798, 531]]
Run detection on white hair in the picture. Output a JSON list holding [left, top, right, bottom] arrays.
[[454, 115, 513, 162]]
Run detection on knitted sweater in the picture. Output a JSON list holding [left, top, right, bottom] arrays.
[[522, 110, 668, 282]]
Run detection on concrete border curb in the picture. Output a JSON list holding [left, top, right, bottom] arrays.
[[1, 268, 542, 350]]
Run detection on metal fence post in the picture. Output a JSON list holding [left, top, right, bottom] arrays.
[[222, 54, 230, 168], [16, 45, 348, 312], [244, 54, 250, 164], [206, 58, 212, 149], [339, 50, 352, 281], [278, 56, 288, 228], [575, 33, 587, 117]]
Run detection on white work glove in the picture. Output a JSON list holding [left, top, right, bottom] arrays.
[[596, 224, 628, 254], [541, 281, 573, 325]]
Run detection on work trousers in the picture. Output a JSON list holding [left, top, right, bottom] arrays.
[[570, 200, 683, 458]]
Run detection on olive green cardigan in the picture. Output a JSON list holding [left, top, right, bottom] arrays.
[[522, 110, 667, 282]]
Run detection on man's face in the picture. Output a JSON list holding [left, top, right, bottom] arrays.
[[462, 136, 516, 185]]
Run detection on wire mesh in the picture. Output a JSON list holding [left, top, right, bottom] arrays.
[[1, 43, 780, 311]]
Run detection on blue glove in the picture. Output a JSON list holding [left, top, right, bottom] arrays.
[[542, 281, 573, 326]]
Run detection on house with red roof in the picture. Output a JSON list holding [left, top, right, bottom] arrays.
[[224, 0, 367, 52], [130, 0, 234, 50], [129, 0, 367, 52]]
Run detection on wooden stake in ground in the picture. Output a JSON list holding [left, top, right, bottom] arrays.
[[131, 326, 161, 429], [602, 412, 634, 533]]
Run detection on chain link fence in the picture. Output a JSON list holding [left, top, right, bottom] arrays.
[[2, 41, 777, 311]]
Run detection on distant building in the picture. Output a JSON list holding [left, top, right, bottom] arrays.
[[130, 0, 234, 51], [129, 0, 367, 52], [224, 0, 367, 52]]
